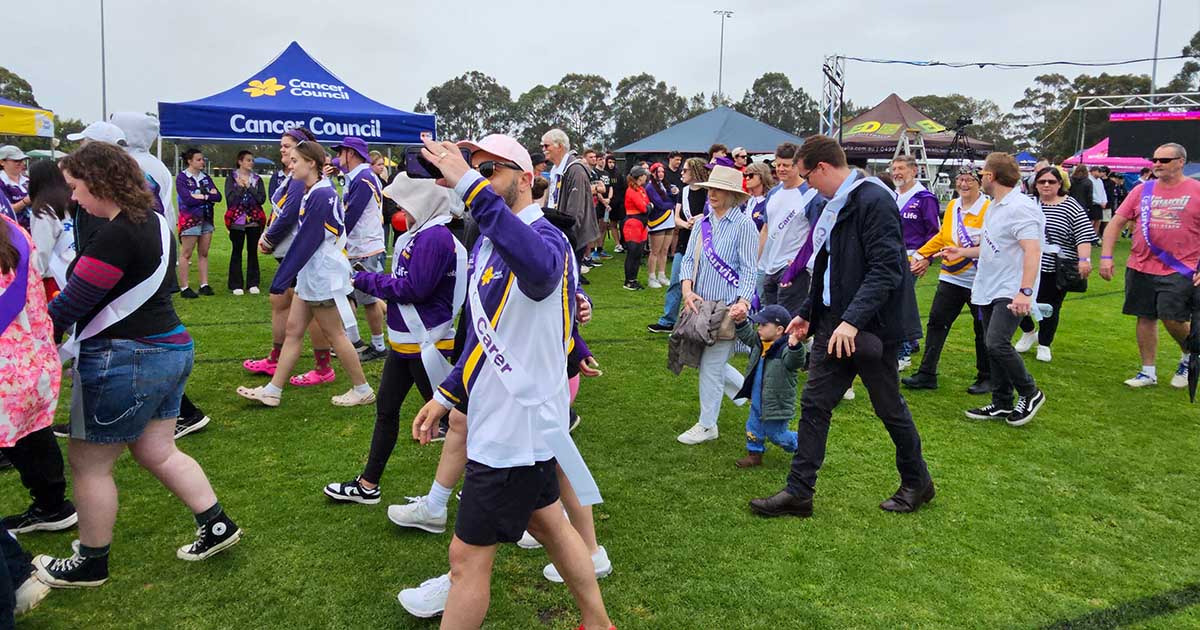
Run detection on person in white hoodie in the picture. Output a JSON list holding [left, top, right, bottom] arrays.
[[108, 113, 175, 229]]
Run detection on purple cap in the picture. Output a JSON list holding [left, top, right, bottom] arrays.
[[332, 137, 370, 162]]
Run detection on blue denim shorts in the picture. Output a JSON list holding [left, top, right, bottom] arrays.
[[180, 222, 215, 237], [70, 338, 193, 444]]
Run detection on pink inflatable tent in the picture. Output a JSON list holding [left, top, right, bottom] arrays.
[[1062, 138, 1152, 173]]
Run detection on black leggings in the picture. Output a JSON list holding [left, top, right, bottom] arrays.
[[625, 240, 646, 282], [1019, 271, 1068, 346], [361, 351, 434, 485], [228, 225, 262, 290], [0, 427, 67, 511]]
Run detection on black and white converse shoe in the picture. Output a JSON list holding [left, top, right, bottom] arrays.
[[177, 512, 242, 561], [174, 413, 210, 440], [2, 501, 78, 533], [323, 478, 382, 505], [33, 547, 109, 588], [1007, 390, 1046, 427], [964, 403, 1012, 421]]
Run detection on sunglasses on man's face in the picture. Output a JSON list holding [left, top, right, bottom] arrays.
[[476, 160, 521, 178], [734, 154, 748, 159], [1150, 156, 1181, 164]]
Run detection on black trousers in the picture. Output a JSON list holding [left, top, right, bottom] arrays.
[[916, 281, 990, 380], [0, 427, 67, 512], [982, 299, 1039, 407], [228, 225, 262, 290], [0, 524, 31, 629], [1018, 271, 1069, 347], [762, 269, 810, 317], [624, 240, 645, 282], [361, 351, 434, 485], [786, 317, 930, 499]]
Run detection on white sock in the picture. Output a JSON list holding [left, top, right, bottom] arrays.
[[1142, 365, 1157, 378], [1182, 351, 1192, 364], [353, 382, 372, 395], [427, 481, 452, 516], [346, 325, 361, 344], [263, 383, 283, 396], [371, 334, 386, 352]]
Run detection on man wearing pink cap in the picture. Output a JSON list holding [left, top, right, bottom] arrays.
[[399, 135, 614, 630]]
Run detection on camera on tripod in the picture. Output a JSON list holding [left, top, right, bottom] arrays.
[[954, 116, 974, 130]]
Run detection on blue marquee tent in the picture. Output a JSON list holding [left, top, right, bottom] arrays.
[[158, 42, 434, 144], [1015, 150, 1038, 167], [614, 106, 806, 154]]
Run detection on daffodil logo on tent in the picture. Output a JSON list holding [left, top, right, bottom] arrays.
[[244, 78, 285, 98]]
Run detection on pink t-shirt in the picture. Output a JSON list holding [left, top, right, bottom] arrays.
[[1115, 178, 1200, 276]]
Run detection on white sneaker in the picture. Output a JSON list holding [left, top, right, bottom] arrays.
[[897, 356, 912, 371], [677, 422, 718, 445], [398, 573, 450, 618], [647, 277, 662, 289], [658, 272, 670, 285], [1124, 372, 1158, 388], [14, 574, 50, 615], [248, 286, 261, 295], [580, 264, 591, 275], [517, 530, 543, 549], [332, 387, 376, 407], [543, 545, 613, 583], [387, 496, 447, 534], [843, 388, 856, 400], [1015, 331, 1037, 353], [1171, 360, 1189, 389], [232, 288, 244, 296], [1036, 345, 1052, 363]]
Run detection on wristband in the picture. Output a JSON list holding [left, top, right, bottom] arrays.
[[1100, 255, 1113, 260]]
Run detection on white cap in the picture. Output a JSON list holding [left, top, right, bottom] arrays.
[[67, 121, 127, 146], [0, 145, 27, 161]]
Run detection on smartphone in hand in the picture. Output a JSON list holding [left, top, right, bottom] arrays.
[[405, 145, 471, 180]]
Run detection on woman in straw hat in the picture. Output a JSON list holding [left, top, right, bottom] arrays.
[[676, 165, 760, 446]]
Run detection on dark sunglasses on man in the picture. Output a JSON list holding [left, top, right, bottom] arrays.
[[477, 160, 522, 178], [1149, 156, 1181, 164]]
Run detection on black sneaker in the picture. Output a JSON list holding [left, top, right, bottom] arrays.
[[964, 404, 1012, 421], [579, 276, 590, 286], [34, 548, 109, 588], [430, 417, 449, 443], [51, 423, 70, 439], [179, 287, 199, 299], [568, 411, 581, 433], [966, 378, 992, 395], [323, 477, 382, 505], [198, 285, 215, 296], [177, 512, 242, 561], [901, 372, 938, 390], [174, 414, 210, 440], [623, 281, 639, 291], [1007, 390, 1046, 427], [3, 502, 78, 533], [358, 345, 388, 363], [647, 323, 673, 334]]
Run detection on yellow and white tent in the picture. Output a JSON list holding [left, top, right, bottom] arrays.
[[0, 97, 54, 138]]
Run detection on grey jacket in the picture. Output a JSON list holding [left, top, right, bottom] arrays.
[[667, 301, 727, 374]]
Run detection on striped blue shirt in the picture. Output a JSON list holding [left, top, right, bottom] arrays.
[[680, 207, 759, 305]]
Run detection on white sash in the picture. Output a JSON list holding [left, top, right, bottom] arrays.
[[767, 187, 819, 242], [807, 175, 893, 271], [392, 216, 467, 385], [895, 181, 926, 212], [47, 227, 75, 289], [468, 235, 601, 506]]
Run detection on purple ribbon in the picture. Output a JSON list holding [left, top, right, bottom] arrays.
[[0, 220, 29, 334], [942, 202, 978, 273], [1139, 181, 1197, 277], [699, 218, 740, 288]]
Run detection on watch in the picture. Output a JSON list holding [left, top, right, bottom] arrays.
[[1019, 287, 1034, 296]]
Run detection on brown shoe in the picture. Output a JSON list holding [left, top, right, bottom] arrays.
[[749, 490, 813, 518], [735, 453, 763, 468], [880, 479, 936, 513]]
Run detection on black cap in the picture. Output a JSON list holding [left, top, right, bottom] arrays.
[[530, 151, 550, 167], [750, 304, 792, 327]]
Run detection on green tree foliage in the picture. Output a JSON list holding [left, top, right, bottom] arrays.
[[0, 67, 38, 107], [415, 71, 514, 141], [907, 94, 1015, 152], [1010, 73, 1151, 160], [513, 74, 612, 150], [735, 72, 819, 136], [1163, 29, 1199, 93], [609, 74, 689, 149]]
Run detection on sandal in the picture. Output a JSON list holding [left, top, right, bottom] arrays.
[[236, 385, 280, 407], [289, 368, 336, 387], [243, 357, 277, 376]]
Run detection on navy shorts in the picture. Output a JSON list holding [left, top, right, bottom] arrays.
[[455, 458, 560, 546], [71, 338, 192, 443]]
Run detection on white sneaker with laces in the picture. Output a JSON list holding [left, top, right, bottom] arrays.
[[232, 288, 244, 296], [543, 545, 613, 583], [517, 530, 543, 549], [248, 286, 261, 295], [1124, 372, 1158, 388], [398, 573, 451, 618], [1015, 331, 1037, 353], [647, 277, 662, 289], [1171, 361, 1189, 389], [387, 496, 447, 534], [897, 356, 912, 371], [843, 388, 856, 401], [658, 272, 670, 285], [1036, 345, 1052, 363], [677, 422, 718, 445]]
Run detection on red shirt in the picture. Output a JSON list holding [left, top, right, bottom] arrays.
[[1116, 178, 1200, 276], [623, 186, 649, 243]]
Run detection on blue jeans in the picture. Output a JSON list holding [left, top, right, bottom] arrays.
[[658, 252, 684, 327], [746, 409, 798, 454], [73, 338, 193, 443]]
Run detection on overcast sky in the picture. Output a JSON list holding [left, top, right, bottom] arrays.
[[7, 0, 1199, 125]]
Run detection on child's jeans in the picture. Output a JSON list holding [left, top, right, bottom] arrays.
[[746, 408, 798, 454]]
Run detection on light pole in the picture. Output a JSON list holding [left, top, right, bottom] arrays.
[[100, 0, 108, 119], [1150, 0, 1163, 98], [713, 10, 733, 104]]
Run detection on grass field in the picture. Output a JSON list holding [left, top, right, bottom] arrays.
[[6, 204, 1200, 629]]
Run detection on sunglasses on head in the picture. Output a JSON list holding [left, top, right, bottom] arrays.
[[1150, 156, 1181, 164], [476, 160, 521, 178]]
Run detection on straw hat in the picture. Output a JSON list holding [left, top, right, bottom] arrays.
[[694, 165, 749, 205]]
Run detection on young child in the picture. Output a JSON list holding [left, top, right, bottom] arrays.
[[731, 304, 806, 468]]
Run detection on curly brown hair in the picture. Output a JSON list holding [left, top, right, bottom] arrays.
[[60, 142, 155, 222]]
